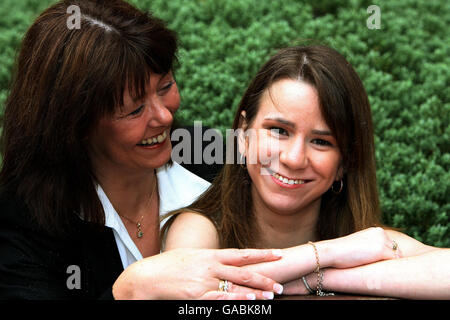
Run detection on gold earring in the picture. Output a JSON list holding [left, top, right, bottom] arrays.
[[331, 179, 343, 194], [239, 152, 246, 169]]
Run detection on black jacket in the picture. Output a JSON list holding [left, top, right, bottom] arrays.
[[0, 193, 123, 299]]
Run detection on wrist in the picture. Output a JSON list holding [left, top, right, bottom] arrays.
[[112, 274, 133, 300], [306, 241, 335, 296], [305, 268, 333, 292], [112, 262, 159, 300], [112, 277, 129, 300], [112, 271, 141, 300], [314, 240, 335, 268]]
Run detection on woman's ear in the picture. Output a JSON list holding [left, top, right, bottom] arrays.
[[238, 111, 247, 130], [237, 111, 248, 156], [336, 164, 345, 181]]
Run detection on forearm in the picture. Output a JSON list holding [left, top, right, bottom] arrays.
[[244, 227, 407, 284], [322, 248, 450, 299], [243, 241, 334, 283]]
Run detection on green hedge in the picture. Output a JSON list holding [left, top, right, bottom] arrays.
[[0, 0, 448, 247]]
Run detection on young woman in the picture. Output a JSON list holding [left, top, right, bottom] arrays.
[[0, 0, 283, 300], [163, 45, 450, 299]]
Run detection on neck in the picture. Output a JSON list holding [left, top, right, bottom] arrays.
[[95, 168, 158, 221], [252, 188, 321, 249]]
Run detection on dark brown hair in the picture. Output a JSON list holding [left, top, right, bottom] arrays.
[[163, 45, 382, 248], [0, 0, 177, 233]]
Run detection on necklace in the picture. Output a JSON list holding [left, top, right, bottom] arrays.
[[118, 177, 158, 239]]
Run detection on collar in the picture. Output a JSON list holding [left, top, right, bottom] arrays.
[[97, 162, 210, 264]]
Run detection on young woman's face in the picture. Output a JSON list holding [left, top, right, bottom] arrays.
[[244, 78, 343, 215], [88, 71, 180, 175]]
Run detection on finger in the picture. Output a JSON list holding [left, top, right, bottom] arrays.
[[226, 281, 275, 300], [214, 279, 275, 300], [201, 291, 258, 300], [392, 240, 402, 259], [384, 237, 403, 259], [217, 265, 283, 294], [395, 246, 403, 259], [216, 248, 282, 266]]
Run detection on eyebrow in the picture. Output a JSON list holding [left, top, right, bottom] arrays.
[[263, 117, 296, 128], [264, 117, 333, 136], [311, 129, 333, 136], [129, 71, 172, 103]]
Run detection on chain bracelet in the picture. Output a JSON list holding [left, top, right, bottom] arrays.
[[308, 241, 335, 297], [317, 270, 335, 296]]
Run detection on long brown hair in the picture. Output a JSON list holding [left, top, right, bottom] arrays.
[[0, 0, 177, 233], [163, 45, 382, 248]]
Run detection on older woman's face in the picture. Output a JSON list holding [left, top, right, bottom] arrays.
[[88, 71, 180, 175], [244, 79, 343, 216]]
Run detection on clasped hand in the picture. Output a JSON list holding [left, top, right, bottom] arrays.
[[322, 227, 401, 269], [113, 248, 284, 299], [283, 227, 402, 295]]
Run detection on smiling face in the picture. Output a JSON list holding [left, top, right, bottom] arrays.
[[243, 78, 343, 216], [88, 71, 180, 177]]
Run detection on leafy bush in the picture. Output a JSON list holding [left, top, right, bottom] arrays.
[[0, 0, 448, 247]]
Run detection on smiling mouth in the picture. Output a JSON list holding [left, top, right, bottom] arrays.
[[270, 171, 311, 186], [137, 130, 168, 147]]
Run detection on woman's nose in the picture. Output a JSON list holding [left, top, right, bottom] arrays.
[[279, 138, 309, 170], [147, 98, 174, 127]]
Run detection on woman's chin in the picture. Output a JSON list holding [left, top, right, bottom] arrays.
[[268, 204, 303, 216], [260, 195, 304, 215], [142, 143, 173, 169]]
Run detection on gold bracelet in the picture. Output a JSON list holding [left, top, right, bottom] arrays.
[[308, 241, 335, 297]]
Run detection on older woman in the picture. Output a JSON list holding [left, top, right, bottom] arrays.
[[0, 0, 283, 300]]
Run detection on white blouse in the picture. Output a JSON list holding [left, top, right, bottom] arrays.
[[97, 162, 211, 269]]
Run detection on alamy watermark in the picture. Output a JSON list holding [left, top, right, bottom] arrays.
[[171, 122, 280, 175], [367, 5, 381, 29], [66, 5, 81, 30], [66, 265, 81, 290], [67, 4, 381, 31]]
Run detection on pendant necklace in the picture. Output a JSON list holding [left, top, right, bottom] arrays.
[[119, 177, 157, 239]]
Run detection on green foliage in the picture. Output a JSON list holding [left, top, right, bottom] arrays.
[[0, 0, 449, 246]]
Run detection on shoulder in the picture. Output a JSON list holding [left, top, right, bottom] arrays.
[[0, 191, 34, 230], [158, 161, 211, 190], [157, 162, 211, 215], [384, 228, 437, 257], [164, 212, 219, 250]]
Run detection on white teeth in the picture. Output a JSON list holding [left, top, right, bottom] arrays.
[[272, 172, 305, 185], [141, 130, 167, 145]]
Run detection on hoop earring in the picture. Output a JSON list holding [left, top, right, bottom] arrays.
[[331, 179, 343, 194], [239, 153, 246, 169]]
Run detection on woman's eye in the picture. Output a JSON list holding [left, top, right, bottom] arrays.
[[158, 80, 175, 94], [128, 105, 145, 117], [312, 138, 332, 146], [269, 127, 288, 136]]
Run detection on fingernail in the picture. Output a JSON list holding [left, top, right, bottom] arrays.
[[262, 291, 274, 300], [273, 283, 284, 295], [272, 249, 283, 257], [246, 293, 256, 300]]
